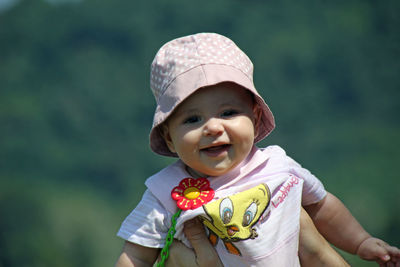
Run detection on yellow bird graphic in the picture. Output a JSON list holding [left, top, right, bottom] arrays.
[[200, 183, 271, 256]]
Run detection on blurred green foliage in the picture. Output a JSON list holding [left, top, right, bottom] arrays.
[[0, 0, 399, 266]]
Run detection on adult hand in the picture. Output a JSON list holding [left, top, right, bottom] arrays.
[[166, 217, 223, 267]]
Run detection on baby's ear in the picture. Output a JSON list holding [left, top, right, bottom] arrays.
[[252, 104, 263, 139], [160, 124, 176, 153]]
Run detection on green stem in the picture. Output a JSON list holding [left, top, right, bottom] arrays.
[[157, 209, 182, 267]]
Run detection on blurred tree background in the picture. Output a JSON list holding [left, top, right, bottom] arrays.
[[0, 0, 399, 266]]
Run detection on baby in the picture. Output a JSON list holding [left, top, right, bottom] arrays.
[[115, 33, 399, 266]]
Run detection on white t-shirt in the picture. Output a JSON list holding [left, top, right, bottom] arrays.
[[117, 146, 326, 266]]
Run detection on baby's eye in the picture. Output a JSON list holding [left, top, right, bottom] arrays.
[[183, 115, 201, 124], [221, 110, 239, 118]]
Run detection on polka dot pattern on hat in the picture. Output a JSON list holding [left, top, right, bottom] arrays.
[[150, 33, 254, 103]]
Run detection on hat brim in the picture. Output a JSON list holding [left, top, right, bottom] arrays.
[[150, 64, 275, 157]]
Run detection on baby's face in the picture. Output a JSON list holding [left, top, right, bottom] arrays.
[[164, 83, 256, 178]]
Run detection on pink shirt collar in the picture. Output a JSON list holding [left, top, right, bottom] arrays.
[[145, 146, 270, 214]]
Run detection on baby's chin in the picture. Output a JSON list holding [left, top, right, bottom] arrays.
[[187, 164, 238, 178]]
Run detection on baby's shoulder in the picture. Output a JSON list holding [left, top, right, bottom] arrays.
[[256, 145, 295, 170], [260, 145, 288, 157]]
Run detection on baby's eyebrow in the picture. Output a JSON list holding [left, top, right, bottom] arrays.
[[218, 101, 243, 108], [172, 107, 200, 119], [178, 108, 199, 115]]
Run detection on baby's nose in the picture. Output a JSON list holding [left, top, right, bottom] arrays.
[[203, 118, 224, 136]]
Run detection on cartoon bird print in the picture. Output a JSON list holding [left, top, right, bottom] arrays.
[[200, 183, 271, 256]]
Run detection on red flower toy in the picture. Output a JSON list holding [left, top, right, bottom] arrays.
[[171, 177, 215, 210], [158, 177, 215, 267]]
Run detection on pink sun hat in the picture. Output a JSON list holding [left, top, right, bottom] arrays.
[[149, 33, 275, 157]]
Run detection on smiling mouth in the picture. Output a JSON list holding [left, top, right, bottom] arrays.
[[200, 144, 231, 157]]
